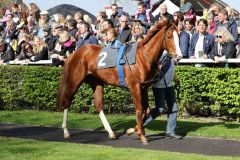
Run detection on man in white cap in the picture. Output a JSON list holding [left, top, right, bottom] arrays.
[[39, 10, 52, 28]]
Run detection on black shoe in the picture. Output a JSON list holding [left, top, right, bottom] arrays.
[[165, 133, 183, 139]]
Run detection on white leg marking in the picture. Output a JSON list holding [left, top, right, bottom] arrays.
[[62, 109, 71, 138], [126, 128, 135, 135], [173, 30, 182, 59], [99, 110, 116, 139]]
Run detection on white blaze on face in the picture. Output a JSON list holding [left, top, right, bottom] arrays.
[[173, 30, 182, 59]]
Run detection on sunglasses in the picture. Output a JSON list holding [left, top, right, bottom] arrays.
[[216, 35, 223, 38]]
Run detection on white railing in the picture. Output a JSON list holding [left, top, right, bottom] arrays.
[[177, 59, 240, 64], [5, 59, 240, 66], [8, 60, 53, 65]]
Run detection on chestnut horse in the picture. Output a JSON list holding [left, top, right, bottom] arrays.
[[56, 20, 182, 144]]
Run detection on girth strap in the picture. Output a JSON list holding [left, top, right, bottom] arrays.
[[117, 45, 126, 87]]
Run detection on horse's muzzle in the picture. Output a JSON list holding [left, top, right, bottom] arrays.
[[171, 52, 182, 62]]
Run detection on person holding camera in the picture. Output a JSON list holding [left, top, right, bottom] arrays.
[[52, 31, 75, 66], [15, 41, 33, 60]]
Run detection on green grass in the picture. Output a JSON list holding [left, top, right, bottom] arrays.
[[0, 136, 239, 160], [0, 110, 240, 140]]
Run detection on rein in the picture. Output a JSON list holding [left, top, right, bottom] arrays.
[[124, 27, 170, 85]]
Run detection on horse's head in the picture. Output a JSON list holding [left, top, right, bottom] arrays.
[[162, 21, 182, 60]]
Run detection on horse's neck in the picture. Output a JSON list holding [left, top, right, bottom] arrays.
[[143, 30, 165, 64]]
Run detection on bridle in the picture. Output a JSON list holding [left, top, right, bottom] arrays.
[[124, 25, 174, 85]]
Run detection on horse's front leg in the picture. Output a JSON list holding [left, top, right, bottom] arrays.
[[127, 88, 150, 136], [93, 85, 116, 139], [130, 85, 148, 144], [62, 108, 71, 138]]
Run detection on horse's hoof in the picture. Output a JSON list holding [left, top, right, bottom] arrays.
[[109, 133, 117, 139], [140, 135, 148, 144], [126, 128, 135, 135], [141, 138, 149, 145], [64, 133, 71, 139]]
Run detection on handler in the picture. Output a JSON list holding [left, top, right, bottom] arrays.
[[142, 52, 182, 139]]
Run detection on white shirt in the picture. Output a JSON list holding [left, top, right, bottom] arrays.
[[194, 33, 205, 59]]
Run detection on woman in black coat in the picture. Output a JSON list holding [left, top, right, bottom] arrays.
[[209, 28, 236, 63], [30, 36, 49, 62]]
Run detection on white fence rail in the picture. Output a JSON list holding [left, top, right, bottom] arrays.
[[6, 59, 240, 66], [177, 59, 240, 64]]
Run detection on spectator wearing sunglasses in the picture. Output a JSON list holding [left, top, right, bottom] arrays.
[[209, 28, 236, 63]]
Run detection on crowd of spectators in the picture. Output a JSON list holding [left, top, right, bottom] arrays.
[[0, 0, 239, 66]]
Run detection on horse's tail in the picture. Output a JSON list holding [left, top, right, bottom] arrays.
[[56, 67, 71, 112], [55, 60, 77, 112], [55, 52, 86, 112]]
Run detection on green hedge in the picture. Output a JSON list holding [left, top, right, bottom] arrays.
[[176, 66, 240, 119], [0, 65, 239, 119], [0, 65, 132, 113]]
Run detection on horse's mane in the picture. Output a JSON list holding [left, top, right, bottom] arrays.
[[138, 21, 168, 48]]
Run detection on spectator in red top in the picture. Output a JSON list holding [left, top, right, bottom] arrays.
[[207, 13, 215, 34]]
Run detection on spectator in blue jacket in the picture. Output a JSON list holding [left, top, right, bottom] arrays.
[[106, 28, 122, 48], [179, 23, 190, 58], [184, 18, 196, 40], [215, 9, 238, 44], [134, 2, 153, 23], [189, 19, 215, 59], [174, 11, 190, 58], [76, 22, 98, 49]]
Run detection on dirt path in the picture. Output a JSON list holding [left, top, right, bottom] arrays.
[[0, 123, 240, 157]]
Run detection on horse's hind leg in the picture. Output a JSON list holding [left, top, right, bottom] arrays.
[[60, 82, 82, 139], [91, 83, 116, 139], [62, 108, 70, 138]]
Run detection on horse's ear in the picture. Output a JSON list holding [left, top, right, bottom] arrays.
[[158, 19, 170, 28], [157, 20, 166, 26], [173, 19, 179, 27], [169, 19, 179, 32]]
